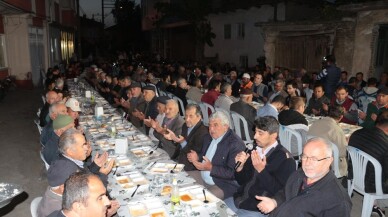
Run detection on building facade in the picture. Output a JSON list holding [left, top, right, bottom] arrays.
[[0, 0, 76, 88]]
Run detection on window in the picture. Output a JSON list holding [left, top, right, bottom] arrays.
[[240, 55, 248, 69], [237, 23, 245, 39], [224, 24, 231, 39], [0, 35, 7, 69]]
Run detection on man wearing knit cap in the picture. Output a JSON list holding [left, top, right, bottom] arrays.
[[42, 114, 74, 165], [37, 158, 80, 217], [127, 82, 146, 128], [41, 102, 68, 146]]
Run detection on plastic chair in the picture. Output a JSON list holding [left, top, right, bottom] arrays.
[[40, 151, 50, 170], [36, 108, 41, 117], [41, 95, 45, 104], [230, 111, 252, 143], [159, 91, 167, 97], [330, 142, 342, 178], [30, 196, 42, 217], [347, 146, 388, 217], [34, 119, 42, 134], [279, 125, 303, 157], [215, 107, 234, 130], [173, 96, 185, 117], [199, 102, 215, 126]]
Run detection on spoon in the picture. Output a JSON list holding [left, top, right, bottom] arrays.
[[170, 164, 178, 173], [203, 189, 209, 203], [131, 184, 141, 197]]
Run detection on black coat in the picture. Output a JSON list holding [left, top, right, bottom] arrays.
[[271, 169, 352, 217], [230, 100, 256, 141], [234, 144, 296, 211], [177, 121, 209, 171]]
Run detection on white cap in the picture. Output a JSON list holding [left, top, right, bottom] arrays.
[[65, 98, 81, 112], [242, 73, 250, 79]]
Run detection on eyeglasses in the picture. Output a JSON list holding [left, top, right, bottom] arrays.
[[300, 154, 331, 163]]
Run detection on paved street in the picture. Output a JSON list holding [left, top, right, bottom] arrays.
[[0, 87, 373, 217]]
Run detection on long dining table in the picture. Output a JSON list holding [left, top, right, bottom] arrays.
[[67, 79, 237, 217]]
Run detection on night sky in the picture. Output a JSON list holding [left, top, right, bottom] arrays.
[[79, 0, 141, 28]]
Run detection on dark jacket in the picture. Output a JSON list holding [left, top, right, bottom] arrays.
[[305, 95, 330, 116], [230, 100, 256, 140], [317, 64, 341, 98], [143, 96, 159, 134], [128, 96, 146, 128], [43, 134, 60, 165], [47, 210, 66, 217], [50, 154, 108, 186], [234, 144, 296, 211], [271, 169, 352, 217], [154, 115, 185, 158], [177, 121, 209, 171], [231, 80, 241, 98], [39, 102, 50, 127], [199, 129, 245, 198], [349, 127, 388, 193], [278, 109, 308, 126], [40, 120, 54, 146]]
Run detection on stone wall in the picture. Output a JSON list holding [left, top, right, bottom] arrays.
[[351, 9, 388, 78]]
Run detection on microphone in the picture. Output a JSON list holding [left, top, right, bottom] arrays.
[[234, 143, 254, 170]]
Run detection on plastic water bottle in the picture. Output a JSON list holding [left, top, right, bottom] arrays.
[[171, 177, 180, 211]]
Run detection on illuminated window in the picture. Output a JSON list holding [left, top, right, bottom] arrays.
[[61, 31, 74, 63]]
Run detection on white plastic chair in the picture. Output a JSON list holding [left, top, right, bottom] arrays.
[[30, 196, 42, 217], [215, 107, 234, 130], [199, 102, 215, 126], [41, 95, 46, 104], [347, 146, 388, 217], [279, 125, 303, 158], [330, 142, 342, 178], [34, 119, 42, 134], [40, 151, 50, 170], [159, 91, 167, 97], [36, 108, 41, 117], [230, 111, 252, 143], [173, 96, 185, 117]]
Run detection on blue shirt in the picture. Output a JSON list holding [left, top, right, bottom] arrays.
[[201, 132, 226, 185]]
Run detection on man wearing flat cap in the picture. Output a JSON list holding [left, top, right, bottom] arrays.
[[44, 128, 118, 217], [37, 158, 80, 217], [127, 82, 146, 128], [43, 114, 75, 165], [133, 85, 159, 134]]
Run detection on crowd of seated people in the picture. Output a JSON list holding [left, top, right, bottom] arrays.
[[34, 52, 388, 217]]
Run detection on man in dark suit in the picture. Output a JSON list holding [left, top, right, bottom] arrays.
[[153, 99, 185, 158], [230, 70, 241, 98], [230, 88, 256, 141], [133, 85, 159, 134], [164, 104, 208, 170], [187, 111, 245, 199]]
